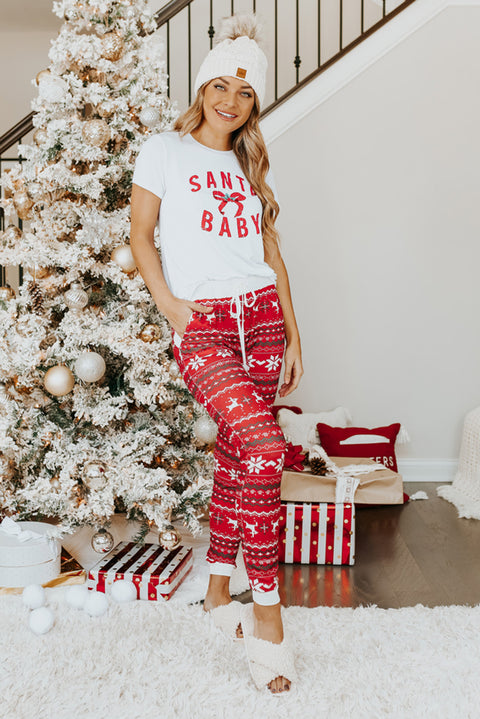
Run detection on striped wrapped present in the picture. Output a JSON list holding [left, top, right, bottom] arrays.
[[87, 541, 193, 601], [278, 502, 355, 565]]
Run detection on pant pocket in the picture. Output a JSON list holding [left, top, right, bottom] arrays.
[[172, 311, 195, 348]]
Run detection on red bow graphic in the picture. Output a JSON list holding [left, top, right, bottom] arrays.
[[284, 442, 306, 472], [212, 191, 246, 217]]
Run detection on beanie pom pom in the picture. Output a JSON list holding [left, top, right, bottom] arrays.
[[215, 13, 265, 48]]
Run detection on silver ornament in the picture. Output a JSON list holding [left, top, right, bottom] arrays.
[[169, 362, 180, 378], [91, 528, 115, 553], [82, 461, 107, 490], [82, 119, 110, 147], [74, 351, 106, 383], [111, 245, 136, 273], [159, 528, 181, 551], [13, 190, 33, 220], [64, 282, 88, 311], [139, 107, 160, 128], [193, 416, 218, 444], [44, 365, 75, 396]]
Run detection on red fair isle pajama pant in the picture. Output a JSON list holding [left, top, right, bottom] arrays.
[[171, 283, 287, 605]]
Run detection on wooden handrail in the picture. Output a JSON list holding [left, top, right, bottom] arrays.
[[155, 0, 193, 29]]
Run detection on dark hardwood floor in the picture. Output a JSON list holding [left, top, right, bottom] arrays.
[[239, 483, 480, 609]]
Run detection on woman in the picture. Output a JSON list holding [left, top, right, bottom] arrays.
[[130, 15, 303, 694]]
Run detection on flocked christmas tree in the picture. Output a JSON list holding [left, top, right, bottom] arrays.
[[0, 0, 215, 548]]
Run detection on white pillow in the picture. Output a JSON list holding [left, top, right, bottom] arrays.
[[277, 407, 353, 451]]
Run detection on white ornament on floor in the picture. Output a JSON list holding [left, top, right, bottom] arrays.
[[28, 606, 54, 635], [22, 584, 46, 609], [410, 490, 429, 500], [111, 579, 137, 603], [84, 591, 109, 617], [65, 584, 89, 610]]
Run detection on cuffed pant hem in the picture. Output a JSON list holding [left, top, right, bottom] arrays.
[[251, 587, 281, 606], [208, 561, 235, 577]]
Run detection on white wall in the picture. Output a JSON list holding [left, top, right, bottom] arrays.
[[266, 5, 480, 466]]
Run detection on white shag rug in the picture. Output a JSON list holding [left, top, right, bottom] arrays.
[[1, 597, 480, 719]]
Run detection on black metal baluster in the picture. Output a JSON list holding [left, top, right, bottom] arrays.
[[274, 0, 278, 100], [361, 0, 364, 34], [208, 0, 215, 49], [318, 0, 321, 68], [339, 0, 343, 52], [383, 0, 386, 18], [166, 20, 171, 97], [231, 0, 234, 15], [294, 0, 301, 84], [188, 3, 192, 105], [252, 0, 256, 12]]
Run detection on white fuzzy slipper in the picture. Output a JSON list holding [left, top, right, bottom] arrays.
[[207, 600, 244, 641], [240, 603, 297, 692]]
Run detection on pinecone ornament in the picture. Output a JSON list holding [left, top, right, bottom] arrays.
[[309, 455, 327, 476], [27, 281, 44, 312]]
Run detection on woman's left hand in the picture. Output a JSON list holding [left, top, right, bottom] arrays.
[[278, 340, 304, 397]]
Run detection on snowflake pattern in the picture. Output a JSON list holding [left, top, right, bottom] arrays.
[[188, 354, 207, 371], [265, 355, 282, 371], [246, 455, 266, 474]]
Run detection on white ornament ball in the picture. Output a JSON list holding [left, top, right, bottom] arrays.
[[44, 365, 75, 396], [29, 606, 54, 635], [139, 107, 160, 128], [74, 351, 106, 383], [82, 119, 110, 147], [111, 244, 136, 273], [65, 584, 89, 610], [22, 584, 46, 610], [193, 416, 218, 444], [111, 579, 137, 603], [38, 76, 67, 103], [64, 283, 88, 311], [84, 591, 109, 617]]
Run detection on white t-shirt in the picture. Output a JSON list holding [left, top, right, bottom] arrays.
[[132, 131, 278, 301]]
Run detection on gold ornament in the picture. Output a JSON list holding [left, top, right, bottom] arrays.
[[0, 286, 15, 301], [82, 119, 110, 147], [158, 528, 181, 551], [111, 244, 136, 273], [87, 68, 107, 84], [0, 454, 14, 480], [35, 69, 51, 85], [33, 128, 48, 145], [139, 324, 161, 343], [82, 460, 107, 490], [27, 182, 44, 203], [13, 190, 33, 220], [31, 265, 52, 280], [44, 365, 75, 397], [100, 32, 125, 61]]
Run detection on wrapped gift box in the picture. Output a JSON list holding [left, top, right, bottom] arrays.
[[279, 501, 355, 565], [87, 541, 193, 601], [0, 519, 61, 588], [281, 456, 404, 505]]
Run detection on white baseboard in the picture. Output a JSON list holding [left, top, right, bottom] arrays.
[[397, 459, 457, 483], [261, 0, 480, 144]]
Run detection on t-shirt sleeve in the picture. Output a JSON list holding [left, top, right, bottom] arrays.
[[132, 135, 167, 199], [266, 166, 280, 205]]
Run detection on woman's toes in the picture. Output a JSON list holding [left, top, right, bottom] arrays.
[[236, 622, 243, 638]]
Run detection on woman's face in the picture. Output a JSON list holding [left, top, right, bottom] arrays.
[[202, 76, 256, 135]]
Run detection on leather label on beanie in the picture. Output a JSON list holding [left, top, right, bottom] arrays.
[[236, 67, 247, 79]]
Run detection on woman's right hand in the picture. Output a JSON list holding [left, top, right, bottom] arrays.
[[163, 296, 214, 338]]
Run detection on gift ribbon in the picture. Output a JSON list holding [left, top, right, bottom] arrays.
[[284, 442, 306, 472], [308, 445, 385, 503], [212, 191, 246, 217]]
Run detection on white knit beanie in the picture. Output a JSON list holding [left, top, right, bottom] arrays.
[[193, 14, 267, 106]]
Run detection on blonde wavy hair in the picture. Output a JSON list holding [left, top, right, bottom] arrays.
[[173, 84, 280, 254]]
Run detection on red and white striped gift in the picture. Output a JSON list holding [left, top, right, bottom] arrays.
[[87, 541, 193, 601], [279, 502, 355, 565]]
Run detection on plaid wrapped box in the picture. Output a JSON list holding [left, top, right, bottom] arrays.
[[279, 502, 355, 565], [87, 541, 193, 601]]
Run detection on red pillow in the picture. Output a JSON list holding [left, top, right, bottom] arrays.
[[316, 422, 401, 472], [271, 405, 302, 419]]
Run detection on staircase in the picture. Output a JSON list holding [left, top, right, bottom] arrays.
[[0, 0, 416, 288]]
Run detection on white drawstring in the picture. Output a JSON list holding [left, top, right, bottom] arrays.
[[229, 290, 256, 373]]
